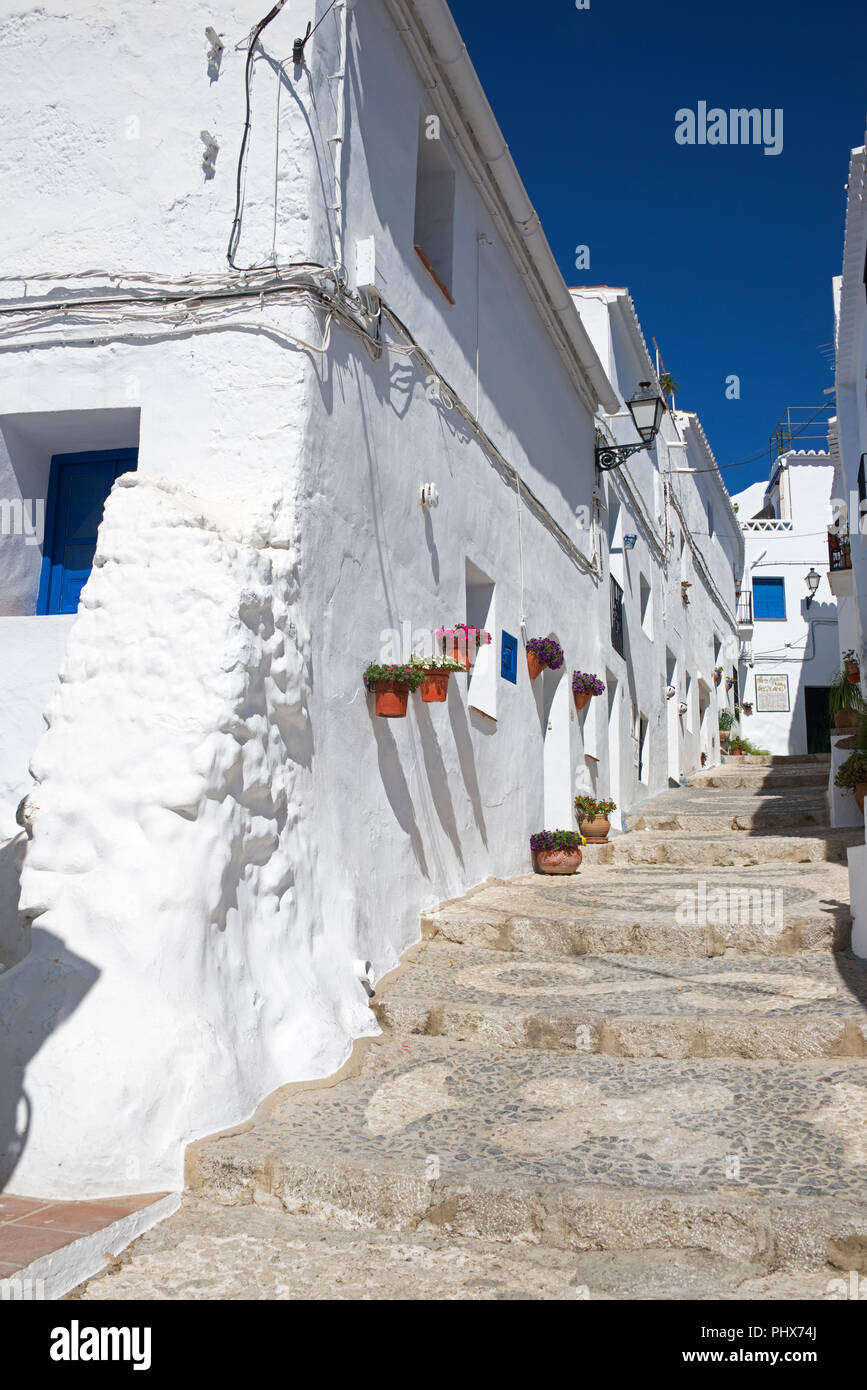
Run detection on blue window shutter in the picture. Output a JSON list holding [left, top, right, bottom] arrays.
[[752, 577, 786, 621]]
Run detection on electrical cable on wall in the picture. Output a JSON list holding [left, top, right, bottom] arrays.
[[227, 0, 290, 270]]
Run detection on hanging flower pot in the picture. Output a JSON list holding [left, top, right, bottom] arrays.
[[741, 702, 753, 715], [571, 669, 605, 713], [436, 624, 491, 672], [363, 663, 424, 718], [530, 830, 585, 875], [844, 650, 861, 684], [725, 678, 734, 692], [525, 636, 565, 681], [713, 667, 723, 686], [421, 670, 450, 703]]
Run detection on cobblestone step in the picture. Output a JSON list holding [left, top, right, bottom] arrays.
[[588, 828, 861, 867], [71, 1199, 850, 1302], [687, 768, 829, 791], [424, 865, 852, 957], [374, 945, 867, 1060], [185, 1038, 867, 1272]]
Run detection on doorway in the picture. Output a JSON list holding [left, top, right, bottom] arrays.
[[543, 672, 572, 830], [804, 686, 831, 755], [38, 449, 138, 614]]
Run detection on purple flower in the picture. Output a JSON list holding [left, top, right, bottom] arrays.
[[530, 829, 585, 852], [571, 670, 605, 696], [526, 637, 564, 670]]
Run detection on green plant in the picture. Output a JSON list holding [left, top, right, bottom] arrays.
[[574, 795, 617, 819], [729, 736, 769, 756], [409, 654, 464, 674], [530, 829, 586, 852], [659, 372, 679, 398], [718, 710, 734, 731], [834, 751, 867, 794], [829, 669, 866, 717], [363, 662, 425, 692]]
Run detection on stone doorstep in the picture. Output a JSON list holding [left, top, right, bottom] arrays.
[[0, 1192, 175, 1297]]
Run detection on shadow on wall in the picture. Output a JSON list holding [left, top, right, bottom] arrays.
[[0, 927, 99, 1190], [0, 835, 29, 972], [416, 702, 464, 869], [372, 715, 430, 878]]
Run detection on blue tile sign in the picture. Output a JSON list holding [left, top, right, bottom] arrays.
[[501, 630, 518, 684]]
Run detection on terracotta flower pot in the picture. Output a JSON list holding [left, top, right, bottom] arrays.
[[579, 815, 610, 843], [720, 730, 730, 745], [573, 691, 592, 713], [527, 650, 544, 681], [420, 670, 449, 703], [856, 783, 867, 815], [373, 680, 410, 718], [847, 663, 861, 685], [443, 641, 472, 672], [834, 709, 860, 730], [533, 848, 582, 875]]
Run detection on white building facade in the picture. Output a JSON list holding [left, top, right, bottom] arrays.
[[732, 451, 839, 757], [0, 0, 741, 1197], [831, 128, 867, 958]]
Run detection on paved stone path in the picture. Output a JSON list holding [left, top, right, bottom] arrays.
[[76, 755, 867, 1300]]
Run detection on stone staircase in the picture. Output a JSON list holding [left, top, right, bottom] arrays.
[[75, 755, 867, 1301]]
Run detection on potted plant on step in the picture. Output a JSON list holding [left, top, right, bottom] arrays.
[[728, 736, 769, 757], [829, 668, 866, 730], [436, 624, 491, 672], [572, 670, 605, 712], [574, 795, 616, 843], [410, 654, 464, 703], [834, 751, 867, 814], [530, 829, 586, 875], [363, 662, 425, 718], [525, 636, 564, 680], [718, 709, 734, 746]]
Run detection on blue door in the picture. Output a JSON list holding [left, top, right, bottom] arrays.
[[38, 449, 138, 615]]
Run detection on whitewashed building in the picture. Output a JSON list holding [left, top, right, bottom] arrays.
[[731, 448, 839, 756], [0, 0, 742, 1197], [830, 127, 867, 957]]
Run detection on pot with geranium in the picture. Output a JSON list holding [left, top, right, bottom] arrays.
[[572, 670, 605, 713], [741, 701, 753, 716], [530, 828, 586, 875], [829, 667, 866, 730], [525, 635, 564, 681], [574, 794, 616, 844], [409, 654, 464, 704], [436, 623, 492, 672], [843, 649, 861, 685], [363, 662, 425, 718], [834, 751, 867, 815]]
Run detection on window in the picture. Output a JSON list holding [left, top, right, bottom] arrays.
[[610, 575, 625, 657], [413, 115, 456, 302], [466, 558, 496, 720], [752, 576, 786, 622]]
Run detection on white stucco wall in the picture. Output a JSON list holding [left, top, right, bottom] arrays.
[[733, 454, 839, 756], [0, 0, 741, 1196]]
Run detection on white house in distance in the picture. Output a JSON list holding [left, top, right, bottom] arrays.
[[0, 0, 741, 1198], [731, 445, 839, 756], [831, 125, 867, 958]]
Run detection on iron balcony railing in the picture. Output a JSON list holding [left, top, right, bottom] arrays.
[[610, 575, 624, 658], [828, 531, 852, 572], [736, 591, 753, 625]]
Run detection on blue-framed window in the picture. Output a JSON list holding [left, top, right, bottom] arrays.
[[752, 576, 786, 622], [37, 449, 138, 615]]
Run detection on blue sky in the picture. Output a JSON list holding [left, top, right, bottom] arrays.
[[447, 0, 867, 495]]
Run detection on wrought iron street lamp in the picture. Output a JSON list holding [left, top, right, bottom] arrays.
[[596, 382, 667, 471], [805, 568, 821, 607]]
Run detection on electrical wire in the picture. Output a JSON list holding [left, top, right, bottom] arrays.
[[227, 1, 290, 270]]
